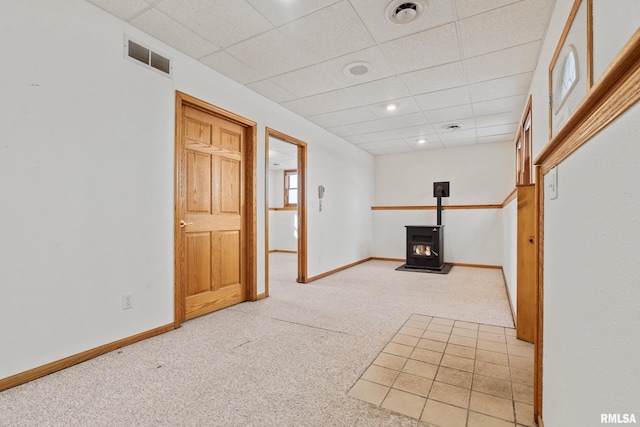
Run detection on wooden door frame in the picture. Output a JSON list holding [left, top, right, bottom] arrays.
[[174, 91, 257, 328], [265, 128, 308, 294]]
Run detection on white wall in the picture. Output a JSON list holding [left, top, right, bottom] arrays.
[[268, 211, 298, 252], [0, 0, 373, 379], [527, 0, 640, 423], [501, 198, 517, 314], [373, 142, 514, 265], [542, 103, 640, 425]]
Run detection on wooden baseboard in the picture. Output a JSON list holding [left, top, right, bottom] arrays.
[[254, 292, 268, 300], [370, 257, 502, 270], [305, 257, 372, 283], [501, 267, 517, 327], [450, 262, 501, 269], [371, 257, 404, 262], [537, 415, 544, 427], [0, 323, 175, 392]]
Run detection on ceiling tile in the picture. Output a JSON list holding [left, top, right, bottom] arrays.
[[86, 0, 150, 21], [464, 41, 540, 83], [200, 51, 266, 84], [380, 23, 461, 74], [323, 107, 378, 126], [155, 0, 273, 48], [245, 0, 341, 26], [347, 77, 410, 105], [459, 0, 552, 58], [382, 112, 429, 130], [280, 98, 325, 117], [414, 86, 471, 110], [401, 62, 466, 95], [475, 111, 520, 128], [270, 65, 343, 98], [342, 134, 371, 144], [425, 104, 474, 123], [130, 8, 218, 58], [341, 120, 391, 136], [305, 113, 342, 128], [476, 123, 518, 137], [438, 128, 477, 141], [246, 79, 297, 103], [349, 0, 455, 43], [454, 0, 519, 19], [406, 138, 445, 150], [349, 130, 402, 142], [368, 97, 421, 119], [478, 134, 514, 144], [432, 117, 477, 133], [468, 72, 531, 102], [472, 94, 527, 116], [225, 29, 317, 78], [321, 46, 396, 86], [395, 124, 438, 139], [300, 89, 362, 114], [279, 1, 374, 62]]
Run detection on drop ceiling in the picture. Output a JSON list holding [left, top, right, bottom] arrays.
[[86, 0, 554, 155]]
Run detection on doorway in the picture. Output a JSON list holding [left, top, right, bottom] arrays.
[[174, 92, 257, 326], [265, 128, 307, 294]]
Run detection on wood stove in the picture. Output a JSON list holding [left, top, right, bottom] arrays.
[[402, 181, 450, 272], [405, 225, 445, 270]]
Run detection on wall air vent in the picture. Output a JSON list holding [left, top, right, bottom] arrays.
[[124, 37, 172, 77]]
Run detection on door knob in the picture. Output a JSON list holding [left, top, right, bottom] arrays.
[[180, 220, 193, 228]]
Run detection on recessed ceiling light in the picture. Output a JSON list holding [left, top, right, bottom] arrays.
[[386, 103, 397, 111], [343, 61, 373, 78], [417, 139, 426, 144]]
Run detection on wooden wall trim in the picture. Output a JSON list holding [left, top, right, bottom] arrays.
[[501, 188, 518, 207], [305, 258, 372, 283], [0, 324, 175, 392], [536, 29, 640, 172], [371, 204, 502, 211], [370, 258, 502, 270], [534, 166, 545, 420], [501, 267, 517, 327], [268, 207, 297, 211]]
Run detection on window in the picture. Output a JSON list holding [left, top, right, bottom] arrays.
[[555, 46, 578, 111], [284, 170, 298, 207], [516, 97, 533, 186]]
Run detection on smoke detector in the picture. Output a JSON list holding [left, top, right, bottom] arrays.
[[443, 124, 461, 131], [385, 0, 427, 24], [343, 61, 374, 78]]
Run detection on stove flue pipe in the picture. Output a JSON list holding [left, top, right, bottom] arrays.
[[435, 185, 444, 226]]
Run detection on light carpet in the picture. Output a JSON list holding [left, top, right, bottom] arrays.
[[0, 254, 513, 426]]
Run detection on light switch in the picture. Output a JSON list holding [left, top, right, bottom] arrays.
[[549, 166, 558, 200]]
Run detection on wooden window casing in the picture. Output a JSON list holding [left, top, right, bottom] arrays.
[[516, 96, 533, 186]]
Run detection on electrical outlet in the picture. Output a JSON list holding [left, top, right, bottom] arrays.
[[122, 294, 133, 310]]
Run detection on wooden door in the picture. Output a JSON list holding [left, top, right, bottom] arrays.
[[516, 184, 536, 342], [176, 100, 247, 321]]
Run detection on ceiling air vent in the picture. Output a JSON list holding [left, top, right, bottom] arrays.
[[385, 0, 427, 24], [125, 37, 172, 77]]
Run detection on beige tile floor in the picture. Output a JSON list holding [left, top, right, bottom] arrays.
[[348, 315, 535, 427]]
